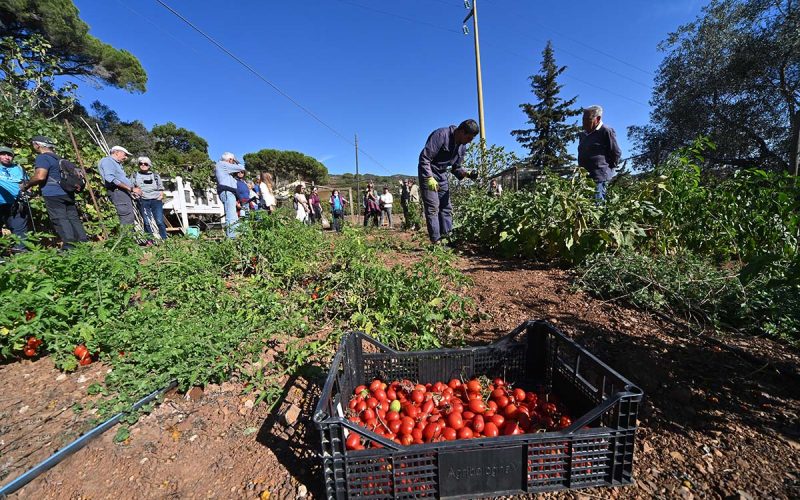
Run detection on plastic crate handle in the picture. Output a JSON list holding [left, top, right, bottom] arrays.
[[562, 388, 639, 433]]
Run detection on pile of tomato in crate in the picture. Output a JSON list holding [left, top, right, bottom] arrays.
[[345, 375, 573, 450]]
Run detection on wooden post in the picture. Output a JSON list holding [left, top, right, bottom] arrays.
[[348, 187, 354, 223], [64, 119, 107, 239]]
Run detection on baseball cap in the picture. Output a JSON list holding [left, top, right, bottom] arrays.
[[31, 135, 55, 145], [0, 146, 14, 155], [110, 145, 132, 155]]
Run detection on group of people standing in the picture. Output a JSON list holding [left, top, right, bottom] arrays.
[[214, 152, 278, 238]]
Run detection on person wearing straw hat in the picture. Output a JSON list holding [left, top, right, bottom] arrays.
[[98, 145, 142, 226], [0, 146, 29, 252]]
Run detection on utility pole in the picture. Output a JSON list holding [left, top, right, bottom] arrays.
[[464, 0, 486, 149], [354, 134, 360, 215]]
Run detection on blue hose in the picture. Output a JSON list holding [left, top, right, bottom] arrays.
[[0, 380, 177, 498]]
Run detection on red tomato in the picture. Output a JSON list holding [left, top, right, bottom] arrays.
[[369, 379, 383, 392], [503, 422, 523, 435], [466, 379, 481, 393], [559, 416, 573, 429], [24, 310, 35, 321], [346, 433, 361, 450], [79, 356, 92, 366], [483, 422, 499, 437], [513, 388, 526, 402], [410, 390, 425, 404], [400, 433, 413, 446], [446, 411, 464, 430], [422, 422, 440, 442], [386, 410, 400, 422], [442, 427, 457, 441], [372, 389, 387, 402], [495, 395, 509, 409], [404, 404, 419, 419], [491, 388, 507, 400], [354, 385, 367, 396], [23, 346, 36, 357], [366, 397, 379, 409], [348, 398, 359, 410], [389, 419, 402, 434], [361, 408, 376, 421], [468, 399, 486, 414], [355, 400, 367, 413], [421, 399, 435, 415], [472, 415, 485, 433], [411, 428, 423, 443], [487, 401, 498, 411], [503, 404, 518, 419], [525, 392, 538, 405], [490, 414, 505, 427], [493, 378, 505, 387], [399, 419, 414, 436], [457, 427, 474, 439], [448, 379, 462, 390], [73, 344, 89, 359], [386, 388, 397, 401]]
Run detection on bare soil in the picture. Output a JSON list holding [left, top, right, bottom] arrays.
[[1, 233, 798, 499]]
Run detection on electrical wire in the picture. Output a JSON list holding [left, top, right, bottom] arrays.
[[153, 0, 392, 173], [340, 0, 653, 101]]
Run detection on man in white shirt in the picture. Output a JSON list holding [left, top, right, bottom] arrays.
[[379, 186, 394, 229]]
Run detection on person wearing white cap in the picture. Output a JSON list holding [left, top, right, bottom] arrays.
[[98, 145, 142, 226], [133, 156, 167, 242], [215, 152, 245, 238]]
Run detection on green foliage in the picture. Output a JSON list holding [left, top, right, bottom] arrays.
[[0, 0, 147, 92], [630, 0, 800, 171], [0, 215, 475, 415], [577, 251, 799, 344], [511, 40, 581, 169], [243, 148, 329, 185], [453, 139, 799, 341]]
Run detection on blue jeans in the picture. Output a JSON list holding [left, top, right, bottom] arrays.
[[595, 180, 607, 202], [0, 202, 28, 251], [219, 191, 239, 238], [421, 186, 452, 243], [138, 198, 168, 240]]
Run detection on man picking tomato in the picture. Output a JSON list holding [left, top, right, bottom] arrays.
[[417, 119, 479, 245]]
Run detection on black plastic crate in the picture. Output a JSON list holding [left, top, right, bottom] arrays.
[[313, 320, 643, 499]]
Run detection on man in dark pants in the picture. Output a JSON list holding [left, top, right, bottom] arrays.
[[0, 146, 29, 252], [577, 105, 622, 202], [20, 136, 88, 249], [399, 179, 411, 229], [98, 145, 141, 227], [418, 119, 479, 244]]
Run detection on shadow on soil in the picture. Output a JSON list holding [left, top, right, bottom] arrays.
[[256, 365, 327, 498]]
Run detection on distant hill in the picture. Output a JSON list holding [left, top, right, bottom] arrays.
[[327, 173, 415, 193]]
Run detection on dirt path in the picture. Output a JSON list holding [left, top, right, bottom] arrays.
[[2, 238, 798, 499]]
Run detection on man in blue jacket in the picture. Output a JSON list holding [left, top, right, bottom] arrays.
[[0, 146, 28, 252], [577, 105, 622, 201], [418, 119, 479, 244], [215, 152, 245, 238]]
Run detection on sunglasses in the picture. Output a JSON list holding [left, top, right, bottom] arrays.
[[139, 162, 150, 166]]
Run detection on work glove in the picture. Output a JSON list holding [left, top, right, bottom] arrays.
[[426, 177, 439, 192], [467, 170, 479, 180]]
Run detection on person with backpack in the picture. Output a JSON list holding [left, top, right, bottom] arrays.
[[330, 189, 347, 232], [19, 135, 88, 249], [0, 146, 29, 252], [133, 156, 167, 242], [362, 182, 380, 227], [98, 145, 141, 227]]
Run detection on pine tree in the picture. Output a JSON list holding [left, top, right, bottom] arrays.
[[511, 41, 581, 170]]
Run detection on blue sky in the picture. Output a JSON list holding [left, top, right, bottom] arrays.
[[72, 0, 706, 176]]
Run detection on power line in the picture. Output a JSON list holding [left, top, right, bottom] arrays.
[[338, 0, 651, 106], [153, 0, 392, 173]]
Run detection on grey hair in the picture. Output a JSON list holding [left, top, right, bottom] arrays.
[[137, 156, 152, 166], [32, 140, 55, 149], [584, 105, 603, 118], [221, 152, 236, 161]]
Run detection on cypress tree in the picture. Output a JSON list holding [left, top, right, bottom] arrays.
[[512, 41, 581, 170]]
